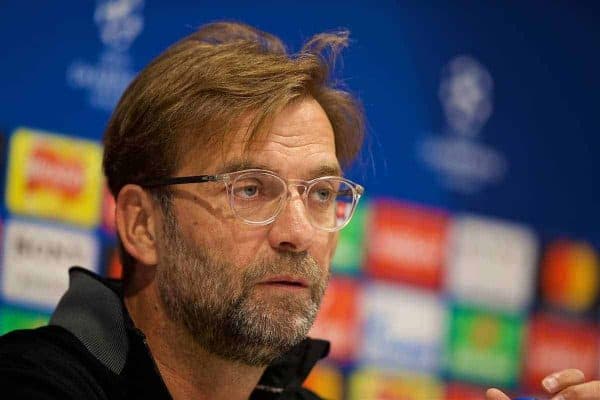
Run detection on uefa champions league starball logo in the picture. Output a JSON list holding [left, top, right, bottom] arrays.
[[418, 55, 507, 194], [67, 0, 145, 111], [439, 56, 494, 138], [94, 0, 144, 52]]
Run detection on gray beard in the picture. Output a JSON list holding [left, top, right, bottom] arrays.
[[156, 210, 328, 366]]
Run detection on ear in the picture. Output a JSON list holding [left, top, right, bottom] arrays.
[[115, 184, 160, 267]]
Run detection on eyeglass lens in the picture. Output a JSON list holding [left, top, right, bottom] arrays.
[[230, 171, 356, 230]]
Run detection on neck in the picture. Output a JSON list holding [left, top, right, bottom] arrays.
[[124, 281, 265, 400]]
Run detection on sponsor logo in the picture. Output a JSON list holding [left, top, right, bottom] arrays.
[[540, 239, 599, 313], [309, 278, 361, 362], [304, 364, 344, 400], [0, 306, 50, 335], [26, 145, 85, 199], [6, 128, 103, 227], [105, 245, 123, 279], [358, 282, 445, 373], [522, 313, 599, 391], [1, 219, 98, 310], [67, 0, 144, 111], [446, 215, 538, 312], [445, 383, 489, 400], [348, 369, 443, 400], [331, 201, 368, 275], [444, 304, 525, 388], [418, 55, 508, 194], [366, 200, 448, 289]]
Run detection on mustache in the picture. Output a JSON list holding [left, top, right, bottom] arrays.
[[241, 252, 323, 286]]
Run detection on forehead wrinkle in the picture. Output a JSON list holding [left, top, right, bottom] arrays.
[[182, 98, 337, 175], [260, 129, 334, 146], [181, 134, 337, 177], [220, 152, 341, 178], [257, 141, 335, 159], [254, 150, 342, 178]]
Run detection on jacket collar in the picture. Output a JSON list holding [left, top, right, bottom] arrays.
[[50, 267, 329, 393], [257, 337, 329, 393]]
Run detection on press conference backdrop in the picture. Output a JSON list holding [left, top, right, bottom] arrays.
[[1, 1, 599, 399]]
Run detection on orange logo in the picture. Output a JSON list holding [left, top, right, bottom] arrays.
[[304, 364, 344, 400], [541, 240, 599, 312]]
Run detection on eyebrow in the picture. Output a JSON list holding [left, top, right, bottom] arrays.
[[217, 159, 342, 178], [217, 160, 270, 174], [310, 164, 342, 177]]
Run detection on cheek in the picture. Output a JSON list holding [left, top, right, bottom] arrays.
[[175, 198, 236, 246], [199, 218, 268, 266], [314, 232, 338, 270]]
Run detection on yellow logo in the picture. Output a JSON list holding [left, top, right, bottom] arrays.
[[6, 127, 103, 228]]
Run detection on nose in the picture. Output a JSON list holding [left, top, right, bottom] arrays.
[[267, 189, 315, 253]]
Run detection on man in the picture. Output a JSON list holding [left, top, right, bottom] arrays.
[[0, 21, 597, 400], [0, 21, 362, 400]]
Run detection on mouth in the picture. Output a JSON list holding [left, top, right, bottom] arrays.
[[258, 276, 310, 289]]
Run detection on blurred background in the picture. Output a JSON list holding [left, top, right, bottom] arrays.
[[1, 1, 599, 399]]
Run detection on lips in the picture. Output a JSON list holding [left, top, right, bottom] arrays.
[[259, 276, 309, 288]]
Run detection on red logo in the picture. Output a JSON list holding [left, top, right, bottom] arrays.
[[106, 248, 123, 279], [26, 145, 85, 199], [309, 278, 361, 362], [522, 313, 600, 390], [445, 383, 487, 400], [366, 200, 449, 289]]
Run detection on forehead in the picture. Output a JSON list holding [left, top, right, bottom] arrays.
[[184, 98, 340, 177]]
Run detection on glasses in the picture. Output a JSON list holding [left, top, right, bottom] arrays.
[[139, 168, 364, 232]]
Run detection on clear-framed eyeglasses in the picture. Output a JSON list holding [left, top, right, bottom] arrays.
[[139, 168, 364, 232]]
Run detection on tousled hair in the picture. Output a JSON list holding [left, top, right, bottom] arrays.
[[102, 21, 365, 280]]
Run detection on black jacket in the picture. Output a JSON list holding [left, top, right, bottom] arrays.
[[0, 267, 329, 399]]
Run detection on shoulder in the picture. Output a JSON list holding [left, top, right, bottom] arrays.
[[0, 326, 112, 399], [0, 325, 91, 367]]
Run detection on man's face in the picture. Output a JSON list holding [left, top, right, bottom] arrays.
[[155, 98, 339, 366]]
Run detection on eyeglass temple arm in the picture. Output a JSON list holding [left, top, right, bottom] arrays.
[[138, 175, 219, 188]]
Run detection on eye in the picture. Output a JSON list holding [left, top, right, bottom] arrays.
[[310, 186, 334, 203], [233, 181, 262, 199], [240, 185, 258, 198]]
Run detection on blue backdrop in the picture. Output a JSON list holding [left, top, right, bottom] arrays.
[[2, 1, 598, 241], [1, 1, 599, 398]]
